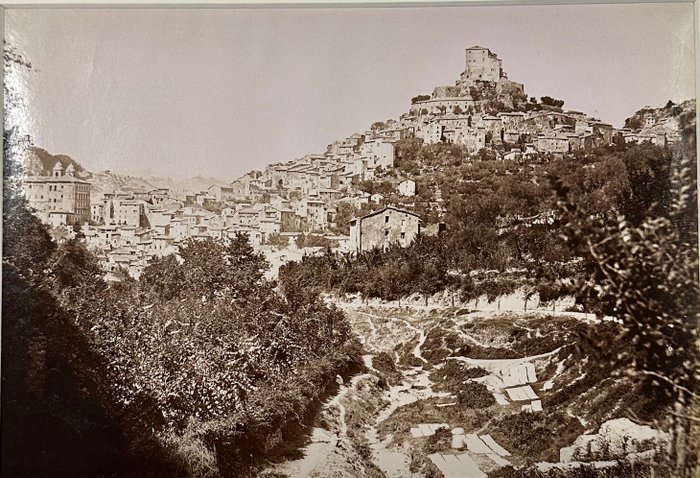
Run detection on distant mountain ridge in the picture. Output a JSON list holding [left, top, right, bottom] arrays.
[[87, 172, 229, 198], [89, 171, 159, 196], [145, 175, 229, 194]]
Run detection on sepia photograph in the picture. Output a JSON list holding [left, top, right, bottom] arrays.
[[1, 2, 698, 477]]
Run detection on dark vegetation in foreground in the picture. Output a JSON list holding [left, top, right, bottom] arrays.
[[490, 461, 675, 478], [3, 134, 362, 477]]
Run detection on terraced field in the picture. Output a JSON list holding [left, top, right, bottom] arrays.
[[262, 301, 668, 478]]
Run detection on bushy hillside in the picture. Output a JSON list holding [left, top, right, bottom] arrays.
[[624, 99, 696, 131], [282, 114, 695, 303], [3, 135, 362, 476], [280, 108, 699, 476], [26, 146, 91, 179]]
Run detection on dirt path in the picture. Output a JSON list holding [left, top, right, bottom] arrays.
[[267, 364, 374, 478], [264, 304, 575, 477], [353, 308, 452, 477]]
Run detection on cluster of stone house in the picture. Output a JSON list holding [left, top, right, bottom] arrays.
[[226, 129, 398, 207], [24, 45, 688, 274], [25, 145, 424, 275], [410, 103, 616, 156], [617, 111, 684, 146], [82, 188, 342, 276]]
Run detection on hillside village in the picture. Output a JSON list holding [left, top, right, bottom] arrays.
[[21, 46, 693, 278], [7, 22, 698, 478]]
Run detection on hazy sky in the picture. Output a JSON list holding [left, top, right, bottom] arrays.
[[5, 4, 696, 180]]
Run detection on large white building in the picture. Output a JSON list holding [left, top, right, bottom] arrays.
[[23, 161, 91, 226]]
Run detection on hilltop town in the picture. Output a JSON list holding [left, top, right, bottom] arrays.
[[7, 32, 698, 478], [21, 46, 694, 278]]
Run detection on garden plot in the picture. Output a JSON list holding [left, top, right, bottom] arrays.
[[505, 384, 538, 401], [428, 453, 487, 478], [410, 423, 449, 438], [451, 431, 512, 466], [500, 363, 537, 387], [467, 360, 544, 409]]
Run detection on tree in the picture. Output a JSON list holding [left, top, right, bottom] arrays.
[[555, 119, 698, 476], [297, 233, 332, 249], [330, 202, 356, 235], [411, 94, 430, 104], [225, 231, 269, 291], [52, 238, 103, 289], [624, 115, 644, 131], [540, 96, 565, 108], [371, 121, 387, 132], [178, 237, 230, 299], [140, 254, 184, 301]]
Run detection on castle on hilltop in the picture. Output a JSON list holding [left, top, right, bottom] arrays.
[[409, 46, 526, 116], [460, 45, 506, 84]]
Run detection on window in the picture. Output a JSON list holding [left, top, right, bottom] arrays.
[[385, 231, 389, 237], [385, 216, 389, 224], [400, 232, 405, 240]]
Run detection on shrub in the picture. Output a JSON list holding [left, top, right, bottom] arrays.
[[430, 361, 488, 393], [423, 427, 452, 454], [456, 381, 495, 409], [488, 411, 583, 461]]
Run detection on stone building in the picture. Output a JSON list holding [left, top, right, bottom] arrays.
[[23, 161, 91, 225], [208, 184, 236, 202], [360, 138, 395, 169], [349, 206, 421, 252], [398, 179, 417, 197], [536, 134, 571, 154], [113, 200, 147, 227], [462, 46, 504, 84]]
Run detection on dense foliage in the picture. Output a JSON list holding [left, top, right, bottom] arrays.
[[3, 47, 363, 477], [489, 411, 584, 461], [554, 111, 698, 475], [4, 175, 361, 477], [3, 139, 361, 478], [282, 138, 688, 306]]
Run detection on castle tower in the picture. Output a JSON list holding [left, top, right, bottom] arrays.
[[464, 46, 503, 83]]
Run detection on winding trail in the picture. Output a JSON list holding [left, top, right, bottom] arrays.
[[359, 310, 450, 477], [265, 304, 576, 478], [269, 359, 374, 478]]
